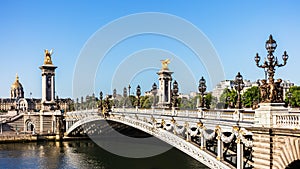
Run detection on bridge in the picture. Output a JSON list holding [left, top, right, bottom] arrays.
[[1, 36, 300, 169], [63, 107, 300, 169]]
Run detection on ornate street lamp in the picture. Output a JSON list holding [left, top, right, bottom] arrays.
[[128, 84, 131, 97], [172, 80, 179, 108], [113, 89, 117, 107], [152, 83, 157, 108], [198, 76, 207, 108], [255, 35, 288, 83], [99, 91, 103, 112], [136, 85, 141, 107], [234, 72, 245, 109], [113, 89, 117, 99], [254, 35, 289, 103]]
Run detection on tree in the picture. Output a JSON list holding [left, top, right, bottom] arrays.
[[141, 96, 152, 108], [128, 95, 137, 107], [205, 93, 217, 109], [139, 96, 152, 108], [285, 86, 300, 107], [179, 97, 193, 109], [241, 86, 259, 108], [219, 88, 237, 108]]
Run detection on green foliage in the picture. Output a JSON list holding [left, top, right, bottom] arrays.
[[241, 86, 259, 108], [68, 103, 75, 111], [285, 86, 300, 107], [205, 93, 217, 109], [219, 88, 237, 108], [178, 96, 197, 109], [128, 95, 137, 107], [141, 96, 152, 108]]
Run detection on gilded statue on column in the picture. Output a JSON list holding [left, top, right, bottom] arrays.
[[160, 58, 171, 70], [44, 49, 53, 65]]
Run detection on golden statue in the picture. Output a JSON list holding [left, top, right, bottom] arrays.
[[44, 49, 53, 65], [160, 58, 170, 70]]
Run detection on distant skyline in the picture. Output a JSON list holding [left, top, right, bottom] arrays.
[[1, 1, 300, 98]]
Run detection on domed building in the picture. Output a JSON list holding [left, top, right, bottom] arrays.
[[10, 74, 24, 99], [0, 52, 74, 114]]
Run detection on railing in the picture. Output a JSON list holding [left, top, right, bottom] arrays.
[[274, 114, 300, 128], [66, 107, 300, 129], [112, 108, 255, 123]]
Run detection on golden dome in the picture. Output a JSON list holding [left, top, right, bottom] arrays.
[[11, 74, 23, 90]]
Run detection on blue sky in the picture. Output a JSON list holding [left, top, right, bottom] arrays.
[[0, 1, 299, 98]]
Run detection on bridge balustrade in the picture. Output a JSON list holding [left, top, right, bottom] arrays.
[[274, 113, 300, 128]]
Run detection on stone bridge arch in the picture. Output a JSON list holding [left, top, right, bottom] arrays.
[[274, 137, 300, 169], [65, 115, 233, 169]]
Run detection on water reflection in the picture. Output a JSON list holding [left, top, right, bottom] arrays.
[[0, 140, 208, 169]]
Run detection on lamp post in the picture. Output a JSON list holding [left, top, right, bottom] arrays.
[[198, 76, 207, 108], [254, 35, 288, 103], [136, 85, 141, 108], [99, 91, 103, 112], [113, 89, 117, 108], [234, 72, 245, 109], [76, 98, 79, 111], [128, 84, 131, 97], [152, 83, 157, 108], [255, 35, 288, 83], [172, 81, 179, 109]]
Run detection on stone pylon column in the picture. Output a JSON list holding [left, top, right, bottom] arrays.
[[39, 49, 57, 112], [157, 59, 173, 109]]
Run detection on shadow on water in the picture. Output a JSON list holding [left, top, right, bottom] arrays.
[[0, 139, 208, 169]]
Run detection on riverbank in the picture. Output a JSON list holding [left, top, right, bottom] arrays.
[[0, 133, 89, 143]]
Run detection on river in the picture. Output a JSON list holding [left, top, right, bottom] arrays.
[[0, 140, 208, 169]]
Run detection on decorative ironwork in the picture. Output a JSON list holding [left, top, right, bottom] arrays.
[[103, 95, 111, 117], [99, 91, 103, 111], [113, 89, 117, 99], [255, 35, 288, 103], [198, 76, 207, 108], [128, 84, 131, 96], [152, 83, 157, 108], [136, 85, 141, 107], [234, 72, 245, 109], [172, 80, 179, 108]]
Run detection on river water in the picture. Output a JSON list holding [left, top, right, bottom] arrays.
[[0, 140, 208, 169]]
